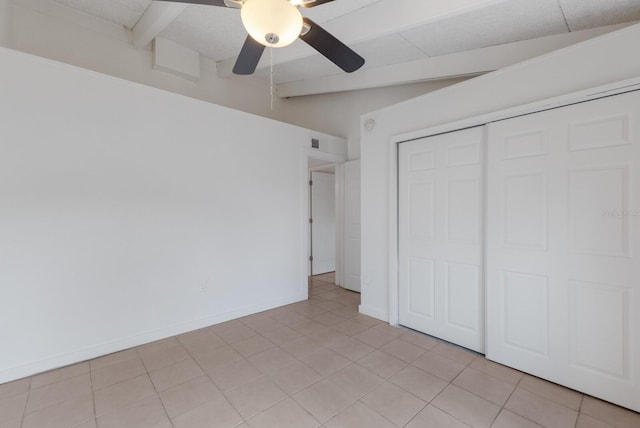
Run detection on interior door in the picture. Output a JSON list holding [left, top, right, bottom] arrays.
[[311, 171, 336, 275], [343, 160, 361, 291], [486, 90, 640, 412], [399, 127, 485, 353]]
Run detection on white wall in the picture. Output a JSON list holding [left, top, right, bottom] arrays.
[[0, 47, 345, 383], [359, 23, 640, 321], [6, 0, 464, 160], [0, 0, 12, 47], [10, 0, 271, 121], [271, 78, 468, 160]]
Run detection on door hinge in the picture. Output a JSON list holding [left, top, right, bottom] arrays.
[[309, 180, 313, 186], [309, 218, 313, 224], [309, 256, 313, 262]]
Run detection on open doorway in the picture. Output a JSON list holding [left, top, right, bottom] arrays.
[[302, 149, 346, 292], [309, 165, 336, 276]]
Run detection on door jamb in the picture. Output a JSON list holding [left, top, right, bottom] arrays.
[[300, 149, 346, 295]]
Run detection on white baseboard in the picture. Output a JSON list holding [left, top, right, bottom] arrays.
[[358, 304, 388, 322], [0, 293, 306, 384]]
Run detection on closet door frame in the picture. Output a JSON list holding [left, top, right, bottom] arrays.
[[387, 76, 640, 328]]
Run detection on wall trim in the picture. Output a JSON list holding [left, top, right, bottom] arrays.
[[335, 163, 346, 287], [387, 76, 640, 329], [0, 293, 307, 384], [387, 137, 400, 326]]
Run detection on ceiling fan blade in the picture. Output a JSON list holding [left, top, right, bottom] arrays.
[[156, 0, 227, 6], [233, 36, 266, 75], [299, 0, 335, 8], [298, 18, 364, 73]]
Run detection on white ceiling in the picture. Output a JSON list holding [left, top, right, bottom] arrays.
[[48, 0, 640, 91], [399, 0, 569, 57], [53, 0, 151, 28]]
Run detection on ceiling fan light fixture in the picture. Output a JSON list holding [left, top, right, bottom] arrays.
[[241, 0, 303, 48]]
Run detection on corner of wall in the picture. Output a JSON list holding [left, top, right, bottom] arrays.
[[358, 304, 388, 322]]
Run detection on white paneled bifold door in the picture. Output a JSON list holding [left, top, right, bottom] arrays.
[[486, 90, 640, 412], [399, 127, 485, 353]]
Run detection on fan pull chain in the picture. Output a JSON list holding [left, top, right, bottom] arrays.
[[270, 44, 274, 111]]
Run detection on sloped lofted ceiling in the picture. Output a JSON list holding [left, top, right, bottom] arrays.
[[48, 0, 640, 97]]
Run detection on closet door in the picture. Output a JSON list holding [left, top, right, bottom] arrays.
[[486, 90, 640, 412], [399, 127, 485, 353]]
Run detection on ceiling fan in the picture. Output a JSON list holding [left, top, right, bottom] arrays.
[[157, 0, 365, 75]]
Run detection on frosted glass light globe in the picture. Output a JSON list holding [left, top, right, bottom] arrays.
[[241, 0, 303, 48]]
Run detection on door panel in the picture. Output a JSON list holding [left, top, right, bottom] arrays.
[[399, 127, 485, 353], [446, 262, 481, 332], [486, 90, 640, 412], [311, 171, 335, 275]]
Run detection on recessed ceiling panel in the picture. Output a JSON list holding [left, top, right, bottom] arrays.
[[559, 0, 640, 31], [351, 33, 424, 70], [303, 0, 383, 24], [160, 5, 246, 62], [400, 0, 568, 57], [50, 0, 151, 28]]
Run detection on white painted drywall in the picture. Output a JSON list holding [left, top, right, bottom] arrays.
[[359, 23, 640, 321], [271, 79, 469, 160], [0, 0, 13, 47], [0, 47, 345, 383], [153, 36, 200, 81], [10, 1, 273, 121]]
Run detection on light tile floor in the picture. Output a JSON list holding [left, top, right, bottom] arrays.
[[2, 272, 640, 427]]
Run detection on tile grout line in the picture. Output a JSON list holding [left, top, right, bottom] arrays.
[[177, 329, 255, 425], [88, 366, 97, 428], [241, 392, 290, 424], [401, 350, 507, 427], [426, 398, 473, 428], [135, 347, 175, 428], [574, 395, 584, 428], [424, 370, 472, 428], [447, 359, 516, 419], [320, 319, 424, 426], [493, 373, 545, 428], [18, 370, 94, 425], [358, 397, 409, 427], [18, 378, 31, 428], [517, 374, 585, 416], [497, 369, 526, 424]]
